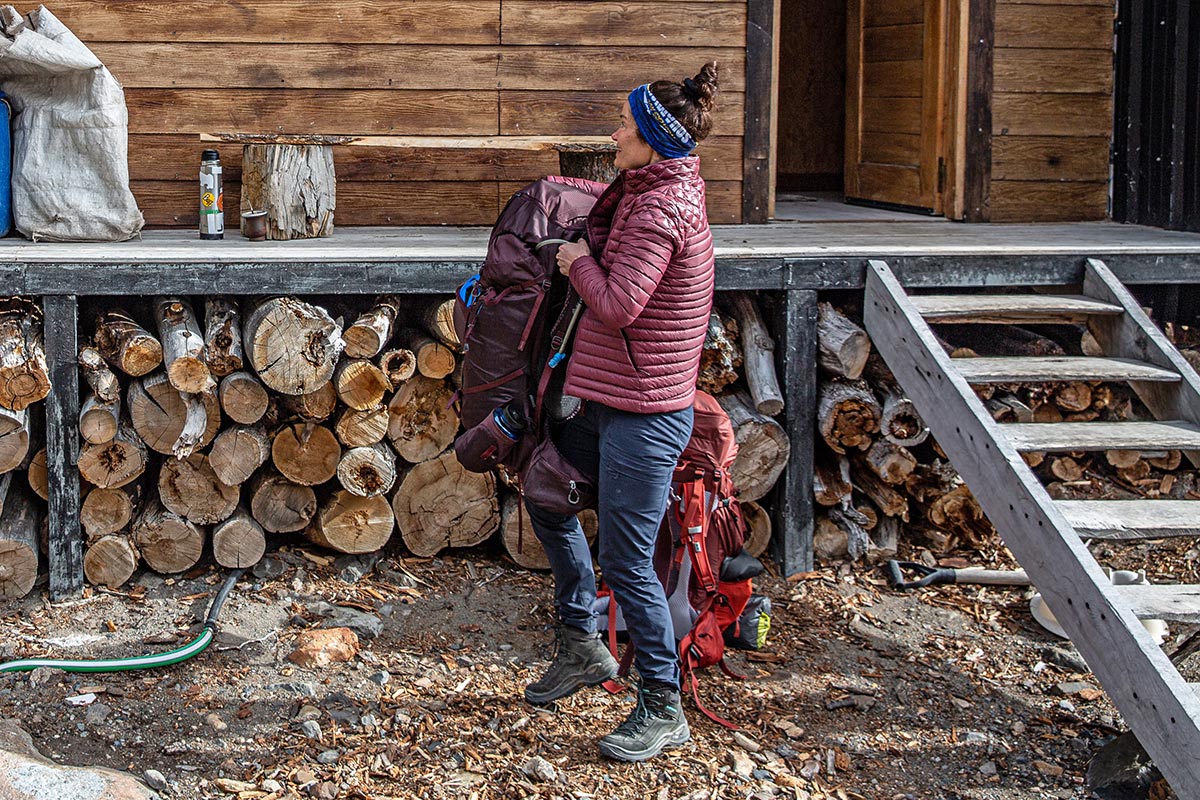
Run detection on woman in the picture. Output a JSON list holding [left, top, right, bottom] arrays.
[[523, 61, 719, 763]]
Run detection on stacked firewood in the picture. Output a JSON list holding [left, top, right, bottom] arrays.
[[813, 301, 1198, 564], [0, 298, 49, 598], [66, 291, 789, 587]]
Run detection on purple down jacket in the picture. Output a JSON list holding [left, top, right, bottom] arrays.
[[553, 156, 715, 414]]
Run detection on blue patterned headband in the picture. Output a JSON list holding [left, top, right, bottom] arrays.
[[628, 84, 696, 160]]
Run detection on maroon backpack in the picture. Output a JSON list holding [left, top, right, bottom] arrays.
[[453, 179, 597, 475]]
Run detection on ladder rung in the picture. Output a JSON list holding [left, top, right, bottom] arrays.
[[1111, 584, 1200, 623], [1004, 421, 1200, 452], [954, 356, 1179, 384], [1059, 500, 1200, 539], [911, 294, 1126, 324]]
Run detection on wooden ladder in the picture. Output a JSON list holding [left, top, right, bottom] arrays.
[[864, 257, 1200, 794]]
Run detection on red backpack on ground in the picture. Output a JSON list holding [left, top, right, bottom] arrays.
[[597, 390, 770, 728]]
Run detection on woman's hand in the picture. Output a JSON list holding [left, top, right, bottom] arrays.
[[557, 239, 590, 276]]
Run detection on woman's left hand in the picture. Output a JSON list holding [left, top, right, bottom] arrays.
[[557, 239, 590, 276]]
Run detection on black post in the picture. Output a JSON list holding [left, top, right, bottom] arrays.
[[44, 294, 82, 600], [772, 287, 816, 576]]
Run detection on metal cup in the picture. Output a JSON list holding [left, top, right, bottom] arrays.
[[241, 210, 268, 241]]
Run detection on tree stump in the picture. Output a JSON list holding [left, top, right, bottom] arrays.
[[241, 143, 335, 239], [556, 144, 617, 183], [392, 451, 498, 557], [244, 297, 344, 395], [307, 490, 394, 554]]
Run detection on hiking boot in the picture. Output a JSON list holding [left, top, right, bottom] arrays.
[[598, 679, 690, 762], [524, 625, 618, 706]]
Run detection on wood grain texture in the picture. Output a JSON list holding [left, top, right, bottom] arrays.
[[992, 135, 1110, 181], [992, 93, 1113, 136], [500, 91, 744, 138], [97, 44, 501, 90], [988, 179, 1109, 221], [498, 47, 744, 91], [994, 49, 1112, 93], [994, 3, 1115, 49], [49, 1, 501, 44], [502, 2, 746, 46], [127, 90, 497, 135]]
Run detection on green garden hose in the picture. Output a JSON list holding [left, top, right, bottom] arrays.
[[0, 568, 246, 674]]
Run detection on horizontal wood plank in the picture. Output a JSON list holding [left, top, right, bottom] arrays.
[[994, 49, 1113, 94], [499, 91, 745, 138], [992, 135, 1111, 181], [134, 181, 502, 227], [1003, 421, 1200, 452], [852, 164, 926, 205], [502, 2, 745, 46], [912, 293, 1124, 323], [953, 356, 1180, 383], [127, 90, 498, 135], [1059, 500, 1200, 539], [989, 179, 1109, 221], [863, 23, 924, 61], [96, 44, 501, 90], [860, 132, 921, 165], [864, 0, 923, 28], [993, 93, 1113, 136], [497, 47, 744, 91], [995, 3, 1115, 49], [499, 180, 742, 224], [861, 97, 923, 134], [49, 1, 501, 44], [864, 60, 924, 97]]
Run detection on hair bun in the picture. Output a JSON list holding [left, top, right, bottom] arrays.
[[681, 77, 701, 101]]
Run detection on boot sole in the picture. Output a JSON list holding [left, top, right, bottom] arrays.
[[523, 666, 618, 706], [597, 727, 691, 762]]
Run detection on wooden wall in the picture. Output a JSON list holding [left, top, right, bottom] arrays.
[[49, 1, 747, 227], [988, 0, 1113, 222], [776, 0, 845, 191]]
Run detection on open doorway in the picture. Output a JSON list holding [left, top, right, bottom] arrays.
[[775, 0, 956, 222]]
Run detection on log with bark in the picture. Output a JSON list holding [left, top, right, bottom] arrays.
[[813, 450, 852, 507], [78, 346, 120, 403], [927, 484, 993, 550], [219, 370, 270, 425], [128, 373, 220, 456], [335, 404, 389, 447], [849, 455, 909, 520], [392, 450, 499, 557], [156, 297, 213, 394], [158, 452, 239, 526], [387, 375, 459, 464], [279, 381, 338, 423], [0, 481, 39, 597], [249, 470, 317, 533], [83, 533, 138, 588], [203, 296, 244, 377], [211, 507, 266, 568], [818, 378, 881, 454], [272, 422, 341, 486], [0, 298, 50, 410], [740, 499, 772, 559], [243, 297, 345, 394], [132, 497, 205, 574], [208, 424, 271, 486], [0, 406, 29, 473], [77, 420, 147, 489], [817, 301, 870, 379], [79, 392, 120, 445], [241, 143, 336, 239], [94, 309, 162, 377], [81, 485, 136, 541], [344, 296, 402, 359], [421, 297, 461, 350], [728, 292, 784, 416], [337, 442, 397, 497], [401, 329, 455, 380], [307, 490, 394, 554], [864, 439, 918, 485], [698, 310, 741, 395], [863, 356, 929, 447], [26, 447, 46, 500], [334, 358, 391, 411], [717, 391, 790, 503]]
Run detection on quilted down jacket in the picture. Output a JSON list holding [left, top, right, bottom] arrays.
[[553, 156, 715, 414]]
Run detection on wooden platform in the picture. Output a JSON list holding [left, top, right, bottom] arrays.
[[2, 221, 1200, 294], [12, 219, 1200, 600]]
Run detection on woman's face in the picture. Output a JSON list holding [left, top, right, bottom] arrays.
[[612, 100, 657, 171]]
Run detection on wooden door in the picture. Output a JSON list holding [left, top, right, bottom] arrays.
[[845, 0, 947, 213]]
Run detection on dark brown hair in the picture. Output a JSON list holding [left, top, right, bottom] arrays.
[[648, 61, 720, 144]]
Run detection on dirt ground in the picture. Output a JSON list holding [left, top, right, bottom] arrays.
[[0, 533, 1188, 800]]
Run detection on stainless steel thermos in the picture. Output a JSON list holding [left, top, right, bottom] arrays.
[[199, 149, 224, 240]]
